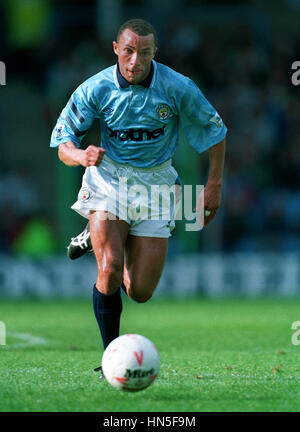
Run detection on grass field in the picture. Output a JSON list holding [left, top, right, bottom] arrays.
[[1, 296, 300, 412]]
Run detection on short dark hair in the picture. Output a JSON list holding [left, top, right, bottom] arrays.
[[117, 19, 157, 46]]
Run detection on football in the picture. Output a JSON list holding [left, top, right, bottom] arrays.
[[101, 334, 160, 391]]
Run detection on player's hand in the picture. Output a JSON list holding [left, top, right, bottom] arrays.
[[195, 183, 222, 227], [80, 145, 106, 167], [202, 182, 222, 226]]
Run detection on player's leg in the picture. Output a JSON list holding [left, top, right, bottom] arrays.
[[90, 210, 130, 350], [123, 235, 168, 302]]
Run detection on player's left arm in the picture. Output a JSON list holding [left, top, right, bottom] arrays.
[[203, 137, 226, 226], [178, 77, 227, 227]]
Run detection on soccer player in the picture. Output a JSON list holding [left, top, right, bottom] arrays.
[[50, 19, 227, 376]]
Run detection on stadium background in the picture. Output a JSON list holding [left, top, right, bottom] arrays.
[[0, 0, 299, 298]]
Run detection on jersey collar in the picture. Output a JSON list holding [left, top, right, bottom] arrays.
[[116, 61, 154, 88]]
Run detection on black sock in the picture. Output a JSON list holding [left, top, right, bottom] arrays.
[[93, 285, 123, 350]]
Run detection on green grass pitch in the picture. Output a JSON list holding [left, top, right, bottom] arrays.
[[1, 297, 300, 412]]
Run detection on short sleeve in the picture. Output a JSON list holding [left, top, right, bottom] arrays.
[[50, 82, 98, 148], [179, 78, 227, 153]]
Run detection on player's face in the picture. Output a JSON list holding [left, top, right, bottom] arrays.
[[113, 29, 157, 84]]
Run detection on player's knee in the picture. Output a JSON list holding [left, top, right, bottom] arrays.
[[129, 287, 153, 303], [98, 259, 123, 293], [135, 295, 152, 303]]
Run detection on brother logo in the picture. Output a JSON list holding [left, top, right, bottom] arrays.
[[108, 126, 166, 142]]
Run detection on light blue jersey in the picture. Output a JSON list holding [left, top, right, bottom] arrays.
[[50, 60, 227, 168]]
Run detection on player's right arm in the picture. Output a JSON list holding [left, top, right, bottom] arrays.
[[58, 141, 105, 167]]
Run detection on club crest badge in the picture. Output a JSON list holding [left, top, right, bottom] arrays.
[[54, 123, 65, 138], [78, 187, 92, 202], [156, 104, 171, 120]]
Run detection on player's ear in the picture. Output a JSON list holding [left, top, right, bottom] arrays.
[[153, 46, 157, 58], [112, 41, 119, 56]]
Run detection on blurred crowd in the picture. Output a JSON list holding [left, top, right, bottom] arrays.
[[0, 0, 299, 255]]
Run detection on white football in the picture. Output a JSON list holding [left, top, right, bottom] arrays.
[[101, 334, 160, 391]]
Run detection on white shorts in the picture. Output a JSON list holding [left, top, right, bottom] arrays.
[[71, 155, 181, 238]]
